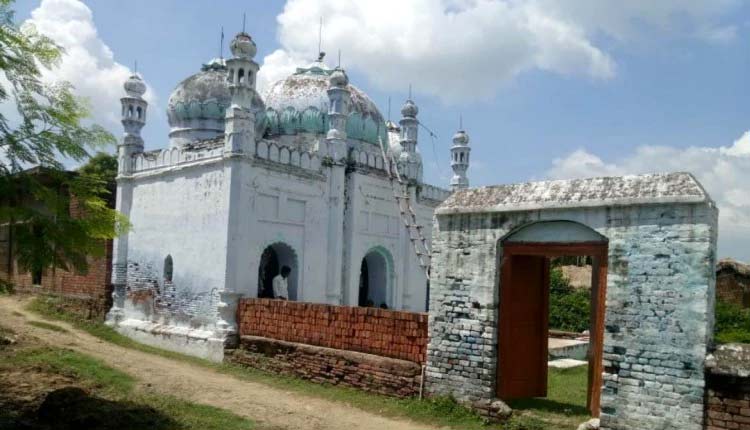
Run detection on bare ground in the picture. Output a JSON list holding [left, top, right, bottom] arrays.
[[0, 296, 437, 430]]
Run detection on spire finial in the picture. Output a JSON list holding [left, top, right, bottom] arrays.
[[318, 16, 323, 58], [459, 114, 463, 130], [388, 96, 391, 122], [134, 60, 137, 75], [242, 13, 246, 33], [219, 26, 225, 59], [408, 84, 412, 100], [337, 49, 341, 68]]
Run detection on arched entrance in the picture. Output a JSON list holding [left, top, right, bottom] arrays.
[[257, 242, 298, 300], [358, 247, 392, 308], [497, 221, 608, 417]]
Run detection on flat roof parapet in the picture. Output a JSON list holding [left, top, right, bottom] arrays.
[[436, 172, 713, 215]]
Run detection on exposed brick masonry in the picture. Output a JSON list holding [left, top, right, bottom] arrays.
[[237, 298, 428, 364]]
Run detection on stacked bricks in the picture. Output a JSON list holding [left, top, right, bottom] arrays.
[[237, 298, 428, 364], [705, 344, 750, 430], [227, 335, 422, 398]]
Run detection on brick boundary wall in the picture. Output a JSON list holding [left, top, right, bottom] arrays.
[[227, 335, 423, 398], [705, 344, 750, 430], [237, 299, 428, 364]]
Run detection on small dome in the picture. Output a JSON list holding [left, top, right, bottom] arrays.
[[166, 59, 264, 147], [330, 68, 348, 87], [452, 130, 469, 146], [401, 99, 418, 118], [263, 62, 386, 146], [230, 32, 256, 59], [123, 74, 146, 98]]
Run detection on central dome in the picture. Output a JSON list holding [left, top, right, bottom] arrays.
[[262, 62, 387, 146]]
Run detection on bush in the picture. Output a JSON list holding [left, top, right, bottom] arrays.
[[549, 268, 590, 333], [0, 279, 14, 295], [716, 300, 750, 344]]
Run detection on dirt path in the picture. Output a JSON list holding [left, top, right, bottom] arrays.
[[0, 296, 437, 430]]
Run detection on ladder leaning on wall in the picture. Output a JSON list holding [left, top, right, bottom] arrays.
[[378, 138, 431, 278]]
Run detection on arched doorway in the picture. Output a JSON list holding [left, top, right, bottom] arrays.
[[497, 221, 608, 417], [257, 242, 298, 300], [358, 247, 392, 308]]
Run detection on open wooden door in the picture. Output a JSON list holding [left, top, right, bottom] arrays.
[[498, 254, 549, 399]]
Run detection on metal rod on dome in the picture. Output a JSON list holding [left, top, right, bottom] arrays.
[[318, 16, 323, 57], [408, 84, 412, 100], [460, 114, 463, 130], [242, 13, 246, 33], [388, 96, 391, 122], [134, 60, 137, 75], [337, 49, 341, 68], [219, 26, 224, 59]]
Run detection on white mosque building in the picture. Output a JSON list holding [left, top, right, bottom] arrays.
[[106, 30, 472, 361]]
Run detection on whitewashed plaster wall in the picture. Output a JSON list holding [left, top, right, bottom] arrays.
[[225, 157, 330, 303]]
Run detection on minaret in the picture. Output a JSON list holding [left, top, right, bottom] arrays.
[[224, 31, 259, 154], [118, 73, 147, 175], [326, 66, 350, 159], [398, 97, 422, 181], [450, 128, 470, 191]]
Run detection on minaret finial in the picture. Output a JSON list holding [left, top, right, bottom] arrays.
[[459, 114, 463, 130], [242, 13, 246, 33], [134, 60, 138, 75], [337, 49, 341, 68], [408, 84, 412, 100], [388, 96, 391, 122]]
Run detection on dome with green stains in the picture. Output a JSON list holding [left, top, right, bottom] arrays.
[[262, 61, 387, 146]]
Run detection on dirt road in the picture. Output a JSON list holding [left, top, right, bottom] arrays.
[[0, 296, 437, 430]]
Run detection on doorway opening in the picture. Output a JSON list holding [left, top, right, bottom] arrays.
[[497, 221, 608, 418], [358, 247, 391, 308], [257, 242, 298, 300]]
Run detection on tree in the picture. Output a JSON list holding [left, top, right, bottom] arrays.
[[0, 0, 127, 278]]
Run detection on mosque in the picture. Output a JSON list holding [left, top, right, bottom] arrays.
[[106, 30, 471, 360]]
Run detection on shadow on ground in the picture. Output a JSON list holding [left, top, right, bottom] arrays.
[[507, 397, 589, 417], [1, 387, 177, 430]]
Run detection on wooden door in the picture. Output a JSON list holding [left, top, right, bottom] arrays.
[[498, 254, 549, 399]]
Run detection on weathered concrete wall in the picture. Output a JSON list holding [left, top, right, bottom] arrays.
[[425, 202, 718, 430], [227, 335, 423, 398], [238, 298, 428, 363]]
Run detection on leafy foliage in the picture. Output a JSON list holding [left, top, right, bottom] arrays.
[[549, 268, 591, 333], [0, 0, 127, 276], [715, 300, 750, 344]]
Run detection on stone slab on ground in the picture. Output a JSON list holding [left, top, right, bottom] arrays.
[[548, 358, 587, 369]]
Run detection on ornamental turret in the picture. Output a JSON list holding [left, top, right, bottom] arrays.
[[224, 31, 259, 154], [325, 66, 350, 159], [118, 73, 147, 174], [397, 97, 422, 182], [450, 128, 470, 191]]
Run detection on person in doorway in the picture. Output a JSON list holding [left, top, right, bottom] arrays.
[[273, 266, 291, 300]]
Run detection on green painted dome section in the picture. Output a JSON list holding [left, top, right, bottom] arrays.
[[263, 62, 388, 146]]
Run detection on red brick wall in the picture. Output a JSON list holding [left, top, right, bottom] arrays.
[[237, 299, 428, 364], [706, 373, 750, 430]]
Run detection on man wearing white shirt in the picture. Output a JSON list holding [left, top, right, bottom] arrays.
[[272, 266, 291, 300]]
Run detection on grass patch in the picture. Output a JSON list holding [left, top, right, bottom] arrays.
[[28, 320, 69, 333], [12, 311, 23, 317], [716, 300, 750, 344], [27, 296, 589, 429], [507, 366, 589, 430], [1, 346, 253, 430]]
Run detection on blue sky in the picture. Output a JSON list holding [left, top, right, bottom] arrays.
[[16, 0, 750, 259]]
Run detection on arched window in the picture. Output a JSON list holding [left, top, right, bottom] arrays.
[[238, 68, 245, 85], [163, 255, 173, 282], [128, 105, 134, 118], [136, 106, 143, 120], [460, 152, 464, 163]]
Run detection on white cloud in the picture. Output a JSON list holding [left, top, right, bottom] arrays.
[[23, 0, 156, 131], [548, 131, 750, 262], [257, 0, 741, 103]]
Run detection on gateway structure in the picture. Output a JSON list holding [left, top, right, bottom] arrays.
[[107, 31, 468, 360]]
